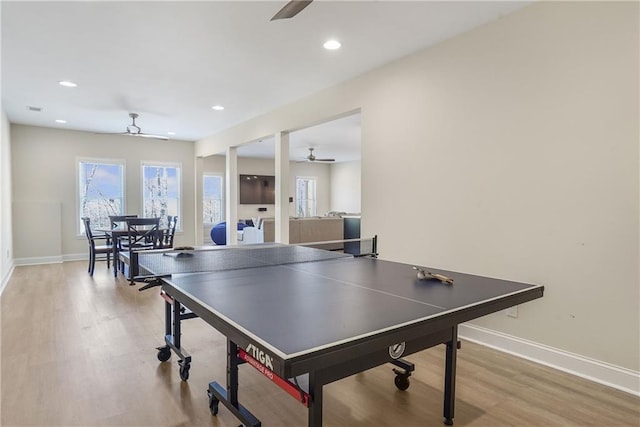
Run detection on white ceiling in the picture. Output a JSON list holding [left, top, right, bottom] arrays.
[[239, 111, 362, 162], [2, 1, 529, 161]]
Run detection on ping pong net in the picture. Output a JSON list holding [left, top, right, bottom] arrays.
[[135, 236, 377, 281]]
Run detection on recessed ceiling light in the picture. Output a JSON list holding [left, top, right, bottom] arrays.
[[58, 80, 77, 87], [323, 39, 341, 50], [55, 119, 67, 124], [212, 105, 224, 111], [168, 132, 176, 136]]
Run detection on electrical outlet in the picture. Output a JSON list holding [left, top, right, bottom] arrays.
[[506, 305, 518, 318]]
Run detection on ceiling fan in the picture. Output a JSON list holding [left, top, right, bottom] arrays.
[[104, 113, 168, 141], [271, 0, 313, 20], [302, 148, 335, 163]]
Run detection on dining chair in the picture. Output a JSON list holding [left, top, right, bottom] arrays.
[[120, 217, 160, 282], [107, 214, 138, 273], [81, 217, 113, 276], [109, 214, 138, 228], [157, 215, 178, 249]]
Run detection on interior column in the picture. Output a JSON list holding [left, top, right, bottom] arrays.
[[225, 146, 239, 245], [274, 132, 290, 244], [194, 156, 204, 246]]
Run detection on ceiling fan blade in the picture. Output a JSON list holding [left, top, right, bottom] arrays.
[[94, 131, 128, 136], [271, 0, 313, 20], [303, 147, 335, 162], [95, 131, 167, 141], [96, 113, 169, 140], [135, 133, 169, 141]]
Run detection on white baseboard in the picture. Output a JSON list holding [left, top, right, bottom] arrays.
[[459, 323, 640, 397], [14, 255, 64, 265], [14, 253, 88, 265], [63, 253, 87, 262], [0, 261, 15, 296]]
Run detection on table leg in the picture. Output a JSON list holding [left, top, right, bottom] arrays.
[[308, 370, 325, 427], [206, 339, 261, 426], [165, 298, 172, 338], [113, 243, 118, 277], [173, 299, 192, 380], [173, 299, 182, 349], [227, 339, 239, 406], [443, 325, 458, 425], [156, 297, 173, 363]]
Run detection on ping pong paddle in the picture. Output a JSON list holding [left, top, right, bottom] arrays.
[[163, 246, 195, 258], [413, 266, 454, 285]]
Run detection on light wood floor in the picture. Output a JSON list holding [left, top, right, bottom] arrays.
[[2, 261, 638, 426]]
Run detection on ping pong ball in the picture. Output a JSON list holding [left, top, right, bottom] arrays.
[[417, 270, 426, 280]]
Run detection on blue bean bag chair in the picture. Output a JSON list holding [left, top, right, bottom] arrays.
[[210, 222, 247, 245]]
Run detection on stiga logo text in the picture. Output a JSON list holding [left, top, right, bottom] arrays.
[[246, 344, 274, 370]]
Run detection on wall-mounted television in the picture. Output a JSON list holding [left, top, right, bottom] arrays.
[[239, 174, 276, 204]]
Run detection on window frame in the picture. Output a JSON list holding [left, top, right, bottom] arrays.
[[203, 173, 225, 225], [141, 160, 182, 231], [76, 157, 126, 237]]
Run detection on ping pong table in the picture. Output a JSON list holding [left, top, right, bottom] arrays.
[[134, 242, 543, 426]]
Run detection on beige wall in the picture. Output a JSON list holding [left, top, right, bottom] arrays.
[[11, 125, 196, 260], [209, 156, 282, 219], [291, 161, 331, 217], [1, 110, 14, 290], [330, 160, 361, 213], [201, 155, 332, 221], [195, 2, 639, 373], [199, 155, 356, 243]]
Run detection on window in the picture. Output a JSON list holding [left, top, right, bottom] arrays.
[[142, 162, 181, 229], [203, 174, 224, 224], [78, 158, 125, 234], [296, 176, 317, 217]]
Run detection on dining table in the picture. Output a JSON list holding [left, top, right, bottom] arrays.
[[97, 222, 166, 277]]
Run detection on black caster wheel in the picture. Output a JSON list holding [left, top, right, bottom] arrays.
[[394, 374, 410, 391], [179, 362, 190, 381], [157, 346, 171, 362], [208, 392, 219, 415]]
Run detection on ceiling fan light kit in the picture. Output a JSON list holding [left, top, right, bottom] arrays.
[[126, 112, 142, 134]]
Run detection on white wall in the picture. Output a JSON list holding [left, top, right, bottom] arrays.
[[330, 160, 361, 213], [0, 110, 14, 292], [195, 1, 639, 378], [10, 125, 196, 260]]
